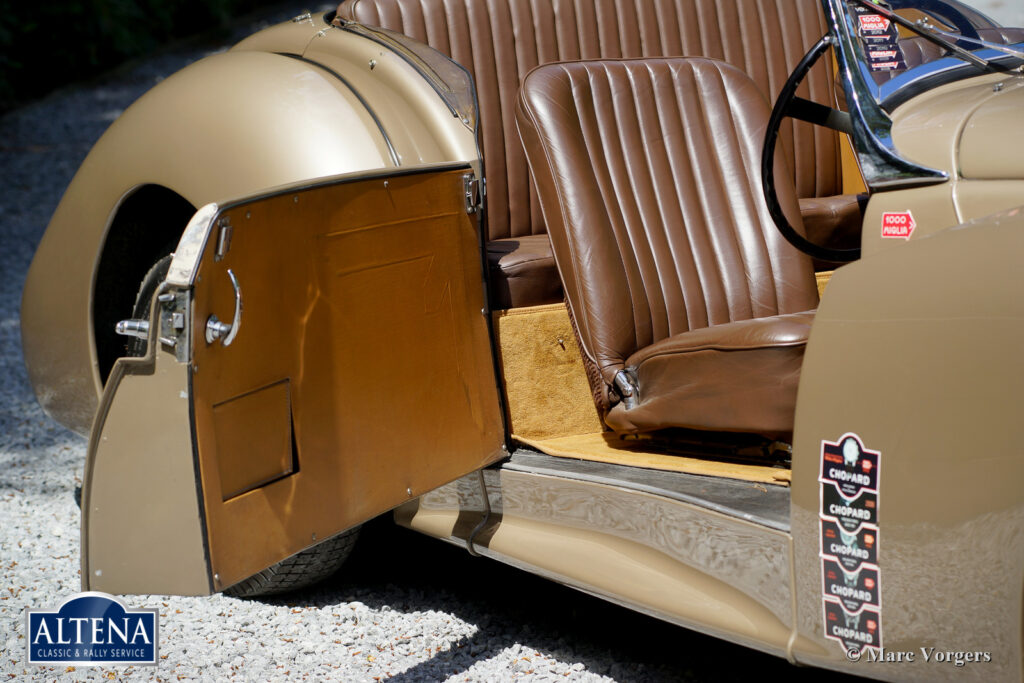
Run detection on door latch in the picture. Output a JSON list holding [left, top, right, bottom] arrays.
[[115, 288, 190, 361]]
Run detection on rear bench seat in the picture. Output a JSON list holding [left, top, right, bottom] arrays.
[[336, 0, 852, 309]]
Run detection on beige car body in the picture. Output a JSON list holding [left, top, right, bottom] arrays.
[[20, 6, 1024, 682]]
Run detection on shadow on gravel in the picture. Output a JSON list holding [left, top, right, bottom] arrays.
[[255, 516, 867, 682]]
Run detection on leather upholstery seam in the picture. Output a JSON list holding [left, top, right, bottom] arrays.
[[633, 339, 808, 360]]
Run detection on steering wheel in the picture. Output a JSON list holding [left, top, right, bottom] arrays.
[[761, 34, 862, 263]]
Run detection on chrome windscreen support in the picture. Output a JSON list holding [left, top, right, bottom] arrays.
[[821, 0, 949, 190]]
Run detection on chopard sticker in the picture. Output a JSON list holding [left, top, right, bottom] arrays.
[[820, 433, 879, 498], [820, 519, 878, 572], [821, 484, 877, 531], [881, 211, 916, 239], [822, 558, 881, 612], [824, 599, 882, 656]]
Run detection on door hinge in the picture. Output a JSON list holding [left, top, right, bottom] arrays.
[[463, 173, 485, 214]]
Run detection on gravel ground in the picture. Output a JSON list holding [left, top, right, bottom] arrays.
[[1, 2, 1017, 681]]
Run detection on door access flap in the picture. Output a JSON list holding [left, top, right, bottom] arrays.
[[185, 165, 503, 591]]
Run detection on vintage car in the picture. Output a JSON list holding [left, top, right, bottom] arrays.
[[20, 0, 1024, 678]]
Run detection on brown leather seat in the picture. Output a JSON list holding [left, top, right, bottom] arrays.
[[516, 58, 819, 437], [336, 0, 854, 309]]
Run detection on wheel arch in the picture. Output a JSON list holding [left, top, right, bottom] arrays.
[[92, 185, 196, 385]]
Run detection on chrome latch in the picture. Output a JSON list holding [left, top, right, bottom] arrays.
[[115, 319, 149, 340], [214, 217, 232, 262], [114, 286, 190, 362], [463, 173, 485, 214], [205, 269, 242, 346], [613, 370, 639, 410]]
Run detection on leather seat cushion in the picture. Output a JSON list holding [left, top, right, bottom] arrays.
[[605, 311, 815, 436], [799, 194, 866, 263], [486, 235, 563, 309]]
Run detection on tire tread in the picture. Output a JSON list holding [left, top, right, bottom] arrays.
[[224, 527, 360, 598]]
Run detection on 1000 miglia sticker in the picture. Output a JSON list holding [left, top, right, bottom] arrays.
[[819, 433, 882, 657]]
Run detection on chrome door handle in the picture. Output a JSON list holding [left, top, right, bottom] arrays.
[[205, 269, 242, 346]]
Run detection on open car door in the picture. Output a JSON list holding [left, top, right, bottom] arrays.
[[82, 163, 505, 595]]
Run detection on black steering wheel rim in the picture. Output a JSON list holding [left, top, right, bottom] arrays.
[[761, 34, 862, 263]]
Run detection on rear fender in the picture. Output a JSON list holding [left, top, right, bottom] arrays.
[[22, 27, 478, 434]]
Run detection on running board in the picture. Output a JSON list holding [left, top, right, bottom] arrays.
[[501, 449, 790, 532]]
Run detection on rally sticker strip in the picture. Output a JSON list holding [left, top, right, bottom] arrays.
[[819, 433, 883, 657], [852, 3, 907, 72]]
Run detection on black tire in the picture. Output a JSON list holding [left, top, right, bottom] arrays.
[[223, 526, 361, 598], [125, 254, 174, 357]]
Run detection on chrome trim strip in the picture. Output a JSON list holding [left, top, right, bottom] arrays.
[[500, 450, 791, 532]]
